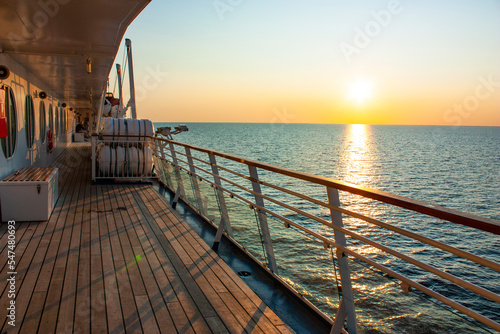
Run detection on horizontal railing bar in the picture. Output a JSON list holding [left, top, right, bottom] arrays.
[[259, 197, 500, 304], [156, 137, 499, 235], [159, 154, 500, 305], [339, 244, 500, 331], [93, 134, 153, 138], [274, 215, 499, 330], [156, 156, 500, 330], [156, 139, 500, 330], [156, 164, 500, 330], [157, 146, 500, 273], [254, 177, 500, 273], [249, 187, 500, 304], [157, 143, 214, 169]]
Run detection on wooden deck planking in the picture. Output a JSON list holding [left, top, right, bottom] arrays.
[[0, 148, 75, 332], [118, 189, 194, 334], [56, 154, 87, 333], [140, 186, 293, 334], [0, 143, 294, 333]]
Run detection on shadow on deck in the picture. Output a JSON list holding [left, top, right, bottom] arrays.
[[0, 143, 293, 333]]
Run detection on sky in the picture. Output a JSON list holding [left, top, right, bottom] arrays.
[[110, 0, 500, 126]]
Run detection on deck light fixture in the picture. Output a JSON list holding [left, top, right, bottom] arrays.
[[86, 58, 92, 74]]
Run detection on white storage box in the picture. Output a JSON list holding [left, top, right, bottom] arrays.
[[0, 167, 59, 222]]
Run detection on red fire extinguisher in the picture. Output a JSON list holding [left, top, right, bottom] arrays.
[[47, 129, 53, 153], [0, 88, 7, 138]]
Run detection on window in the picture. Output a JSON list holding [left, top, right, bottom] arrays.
[[1, 86, 17, 159], [60, 108, 65, 134], [25, 95, 35, 149], [64, 110, 67, 133], [48, 104, 53, 132], [39, 101, 46, 143], [54, 105, 59, 135]]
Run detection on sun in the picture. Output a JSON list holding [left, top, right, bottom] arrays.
[[348, 79, 374, 105]]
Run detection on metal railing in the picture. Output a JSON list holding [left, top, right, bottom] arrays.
[[91, 135, 154, 181], [151, 136, 500, 333]]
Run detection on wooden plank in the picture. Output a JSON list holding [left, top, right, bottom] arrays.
[[128, 185, 227, 332], [19, 147, 79, 332], [132, 189, 245, 333], [56, 155, 87, 333], [38, 152, 83, 333], [100, 185, 125, 333], [0, 151, 68, 330], [142, 187, 290, 333], [89, 185, 107, 333], [135, 295, 160, 334], [7, 153, 76, 333], [0, 143, 293, 334], [108, 186, 144, 333], [73, 154, 92, 334], [121, 187, 175, 333], [127, 186, 211, 334]]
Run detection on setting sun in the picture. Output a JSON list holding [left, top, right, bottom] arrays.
[[348, 79, 374, 105]]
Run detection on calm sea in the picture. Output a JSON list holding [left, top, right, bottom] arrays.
[[155, 122, 500, 333]]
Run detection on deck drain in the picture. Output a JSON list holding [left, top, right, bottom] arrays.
[[237, 271, 251, 277]]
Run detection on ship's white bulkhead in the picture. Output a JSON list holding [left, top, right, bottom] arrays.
[[0, 54, 76, 180]]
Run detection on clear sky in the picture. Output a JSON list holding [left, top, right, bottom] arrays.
[[110, 0, 500, 126]]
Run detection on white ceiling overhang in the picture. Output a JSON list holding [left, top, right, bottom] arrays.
[[0, 0, 150, 109]]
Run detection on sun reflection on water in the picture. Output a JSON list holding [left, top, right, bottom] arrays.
[[339, 124, 385, 253], [342, 124, 372, 187]]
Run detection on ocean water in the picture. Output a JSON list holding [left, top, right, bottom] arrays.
[[155, 122, 500, 333]]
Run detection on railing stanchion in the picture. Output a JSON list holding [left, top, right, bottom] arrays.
[[209, 153, 233, 251], [327, 187, 357, 334], [161, 141, 174, 187], [249, 166, 278, 273], [171, 185, 181, 209], [185, 147, 207, 216], [169, 141, 186, 199]]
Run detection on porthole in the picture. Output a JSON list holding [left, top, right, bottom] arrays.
[[64, 110, 68, 133], [61, 108, 65, 134], [54, 105, 59, 135], [60, 108, 64, 134], [39, 101, 46, 143], [48, 104, 53, 132], [25, 95, 35, 149], [1, 86, 17, 159]]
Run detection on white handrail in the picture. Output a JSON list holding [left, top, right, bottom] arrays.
[[151, 136, 500, 332]]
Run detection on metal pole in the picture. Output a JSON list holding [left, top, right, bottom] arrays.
[[125, 39, 137, 119], [209, 153, 233, 251], [169, 141, 186, 199], [116, 64, 124, 109], [185, 147, 207, 216], [162, 141, 173, 188], [248, 165, 278, 273], [327, 187, 357, 334], [94, 90, 105, 135]]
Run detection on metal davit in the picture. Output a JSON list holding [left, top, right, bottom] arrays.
[[151, 136, 500, 333]]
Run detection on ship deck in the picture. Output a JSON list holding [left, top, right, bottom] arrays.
[[0, 143, 293, 333]]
